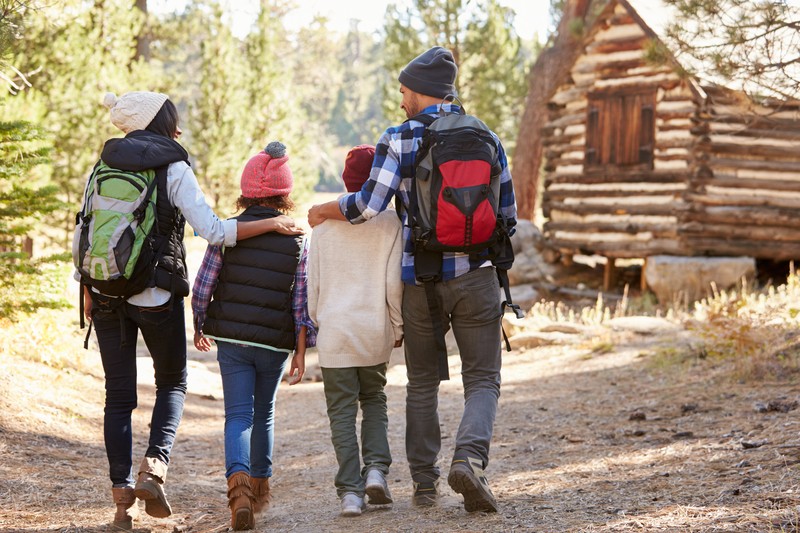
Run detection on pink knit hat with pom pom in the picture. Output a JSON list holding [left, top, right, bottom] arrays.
[[240, 141, 293, 198]]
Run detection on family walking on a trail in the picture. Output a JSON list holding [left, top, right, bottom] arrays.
[[73, 45, 518, 531]]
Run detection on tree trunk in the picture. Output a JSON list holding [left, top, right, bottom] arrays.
[[134, 0, 150, 62], [512, 0, 593, 220]]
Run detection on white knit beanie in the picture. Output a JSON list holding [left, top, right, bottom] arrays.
[[103, 91, 169, 133]]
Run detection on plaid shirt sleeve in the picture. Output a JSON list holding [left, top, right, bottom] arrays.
[[339, 130, 402, 223], [191, 244, 223, 332], [292, 238, 317, 348], [495, 134, 518, 231]]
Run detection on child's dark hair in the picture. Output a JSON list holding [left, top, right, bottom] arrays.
[[146, 99, 180, 138], [236, 195, 295, 214]]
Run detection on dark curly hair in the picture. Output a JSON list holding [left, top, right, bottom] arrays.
[[236, 195, 295, 214]]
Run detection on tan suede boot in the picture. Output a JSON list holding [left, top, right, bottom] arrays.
[[133, 456, 172, 518], [227, 472, 255, 530], [250, 477, 271, 514], [111, 487, 138, 531]]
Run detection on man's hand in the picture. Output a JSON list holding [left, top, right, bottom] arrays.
[[271, 215, 304, 235], [307, 200, 347, 228], [307, 204, 327, 228], [194, 330, 213, 352], [394, 336, 404, 348]]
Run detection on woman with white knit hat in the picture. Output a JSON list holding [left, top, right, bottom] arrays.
[[76, 91, 302, 531]]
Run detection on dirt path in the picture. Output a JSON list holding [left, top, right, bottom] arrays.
[[1, 314, 799, 532]]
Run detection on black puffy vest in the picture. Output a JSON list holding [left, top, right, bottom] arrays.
[[202, 206, 303, 350], [152, 169, 189, 297]]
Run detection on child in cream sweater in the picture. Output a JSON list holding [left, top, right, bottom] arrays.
[[307, 144, 403, 517]]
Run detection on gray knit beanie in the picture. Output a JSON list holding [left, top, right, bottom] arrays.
[[398, 46, 458, 99]]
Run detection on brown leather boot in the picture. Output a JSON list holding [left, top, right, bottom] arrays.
[[250, 477, 271, 514], [111, 487, 138, 531], [227, 472, 255, 530], [133, 456, 172, 518]]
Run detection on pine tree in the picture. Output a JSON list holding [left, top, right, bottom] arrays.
[[328, 23, 386, 148], [662, 0, 800, 100], [242, 0, 317, 206], [183, 1, 252, 211], [382, 0, 531, 150], [0, 1, 67, 319], [5, 0, 154, 244]]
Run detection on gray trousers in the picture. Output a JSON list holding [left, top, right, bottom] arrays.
[[403, 267, 502, 483], [321, 363, 391, 497]]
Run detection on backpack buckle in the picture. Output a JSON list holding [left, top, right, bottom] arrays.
[[504, 301, 525, 320]]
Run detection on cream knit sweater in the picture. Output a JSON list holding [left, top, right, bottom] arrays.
[[308, 211, 403, 368]]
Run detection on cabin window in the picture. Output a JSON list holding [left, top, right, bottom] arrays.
[[585, 90, 656, 169]]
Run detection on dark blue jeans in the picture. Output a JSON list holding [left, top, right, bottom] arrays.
[[91, 293, 188, 487]]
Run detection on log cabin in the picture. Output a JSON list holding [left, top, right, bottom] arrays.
[[538, 0, 800, 288]]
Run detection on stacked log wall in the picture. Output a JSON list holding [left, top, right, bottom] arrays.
[[685, 87, 800, 259], [541, 3, 697, 258]]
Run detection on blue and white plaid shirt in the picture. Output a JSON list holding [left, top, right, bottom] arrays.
[[339, 103, 517, 285]]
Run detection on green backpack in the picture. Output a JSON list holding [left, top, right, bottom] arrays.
[[72, 161, 163, 298]]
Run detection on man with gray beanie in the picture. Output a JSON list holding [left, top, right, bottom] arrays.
[[308, 46, 516, 514]]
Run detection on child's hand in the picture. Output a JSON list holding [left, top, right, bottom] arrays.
[[194, 330, 213, 352], [286, 351, 305, 385]]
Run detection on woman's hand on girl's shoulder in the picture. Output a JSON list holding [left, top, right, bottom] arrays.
[[272, 215, 304, 235]]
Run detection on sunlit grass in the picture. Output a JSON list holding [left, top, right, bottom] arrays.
[[519, 268, 800, 380]]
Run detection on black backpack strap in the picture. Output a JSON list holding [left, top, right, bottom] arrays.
[[80, 289, 129, 349], [408, 111, 450, 379], [152, 165, 180, 305], [131, 171, 160, 224], [78, 280, 96, 349], [79, 280, 86, 330], [423, 280, 450, 381], [497, 267, 524, 352], [412, 114, 436, 127]]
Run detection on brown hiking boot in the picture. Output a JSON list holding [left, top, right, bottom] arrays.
[[133, 456, 172, 518], [447, 457, 498, 513], [111, 487, 138, 531], [227, 472, 255, 530], [250, 477, 272, 514]]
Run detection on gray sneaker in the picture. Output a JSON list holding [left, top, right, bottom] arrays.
[[447, 457, 498, 513], [340, 492, 366, 517], [365, 469, 393, 505]]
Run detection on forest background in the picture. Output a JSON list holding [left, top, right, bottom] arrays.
[[0, 0, 542, 318], [4, 0, 798, 319], [3, 3, 800, 528]]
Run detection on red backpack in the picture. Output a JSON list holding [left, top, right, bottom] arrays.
[[408, 107, 522, 381], [410, 110, 504, 254]]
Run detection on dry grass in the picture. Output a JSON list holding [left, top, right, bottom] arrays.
[[1, 267, 800, 531]]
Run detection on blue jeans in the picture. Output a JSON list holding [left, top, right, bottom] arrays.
[[216, 341, 289, 479], [91, 293, 188, 487], [403, 267, 502, 483]]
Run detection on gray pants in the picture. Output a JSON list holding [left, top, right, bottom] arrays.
[[403, 267, 502, 483], [321, 363, 391, 497]]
